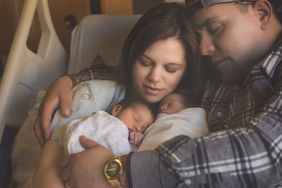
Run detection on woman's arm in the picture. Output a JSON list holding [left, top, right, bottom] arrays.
[[34, 63, 115, 145], [33, 140, 65, 188]]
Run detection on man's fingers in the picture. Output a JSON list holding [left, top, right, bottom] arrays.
[[79, 136, 98, 149], [60, 154, 71, 168], [60, 154, 71, 181], [61, 166, 70, 182]]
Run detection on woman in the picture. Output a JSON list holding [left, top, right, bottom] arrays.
[[33, 2, 203, 187], [34, 2, 203, 145]]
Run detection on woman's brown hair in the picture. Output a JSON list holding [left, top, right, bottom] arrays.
[[118, 2, 204, 105]]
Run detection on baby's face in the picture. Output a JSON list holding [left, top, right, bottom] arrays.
[[116, 103, 153, 133], [159, 93, 186, 114]]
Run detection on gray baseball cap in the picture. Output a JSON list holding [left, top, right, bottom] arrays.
[[186, 0, 282, 20], [186, 0, 255, 15]]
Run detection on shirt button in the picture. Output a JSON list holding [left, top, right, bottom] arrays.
[[185, 179, 191, 185], [80, 94, 91, 100], [216, 111, 223, 117]]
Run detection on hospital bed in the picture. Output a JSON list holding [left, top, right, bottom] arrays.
[[0, 0, 140, 187]]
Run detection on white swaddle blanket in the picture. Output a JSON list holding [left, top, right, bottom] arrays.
[[64, 111, 132, 156], [138, 107, 209, 151], [51, 80, 126, 133], [11, 80, 125, 188]]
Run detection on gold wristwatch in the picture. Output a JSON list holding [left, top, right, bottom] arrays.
[[104, 157, 124, 188]]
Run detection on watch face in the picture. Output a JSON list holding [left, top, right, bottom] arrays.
[[105, 160, 121, 179]]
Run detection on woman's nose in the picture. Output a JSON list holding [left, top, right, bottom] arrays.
[[148, 67, 161, 83], [199, 34, 215, 56]]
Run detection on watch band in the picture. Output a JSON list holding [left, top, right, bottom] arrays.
[[107, 179, 123, 188], [104, 157, 124, 188]]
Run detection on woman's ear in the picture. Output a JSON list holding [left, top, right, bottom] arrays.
[[111, 104, 122, 116], [254, 0, 272, 29]]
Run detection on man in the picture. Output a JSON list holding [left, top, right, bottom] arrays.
[[59, 0, 282, 187]]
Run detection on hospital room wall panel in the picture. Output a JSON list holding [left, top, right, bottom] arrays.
[[101, 0, 132, 14], [0, 0, 165, 79], [0, 0, 24, 54], [48, 0, 92, 52]]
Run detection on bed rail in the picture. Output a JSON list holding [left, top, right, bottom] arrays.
[[0, 0, 68, 140]]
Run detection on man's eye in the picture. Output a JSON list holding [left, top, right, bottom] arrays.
[[207, 24, 223, 35]]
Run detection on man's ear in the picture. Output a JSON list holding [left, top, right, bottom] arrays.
[[111, 104, 122, 116], [254, 0, 272, 29]]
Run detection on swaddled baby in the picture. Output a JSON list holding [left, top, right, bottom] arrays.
[[138, 92, 209, 151]]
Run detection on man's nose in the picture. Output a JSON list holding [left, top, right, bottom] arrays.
[[199, 34, 215, 56]]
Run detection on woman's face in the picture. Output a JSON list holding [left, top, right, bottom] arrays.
[[131, 37, 187, 103]]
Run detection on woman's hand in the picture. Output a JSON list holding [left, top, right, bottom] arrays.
[[33, 75, 74, 145], [61, 136, 114, 188]]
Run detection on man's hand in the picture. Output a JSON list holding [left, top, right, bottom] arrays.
[[61, 136, 114, 188], [33, 75, 73, 146]]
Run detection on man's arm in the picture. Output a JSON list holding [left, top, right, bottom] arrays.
[[60, 80, 282, 188], [127, 151, 178, 188], [33, 140, 65, 188], [139, 82, 282, 187], [60, 136, 178, 188], [62, 100, 282, 188], [61, 136, 114, 188]]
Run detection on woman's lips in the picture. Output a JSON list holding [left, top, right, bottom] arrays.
[[144, 85, 162, 96]]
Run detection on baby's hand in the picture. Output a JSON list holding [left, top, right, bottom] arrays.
[[129, 131, 144, 147]]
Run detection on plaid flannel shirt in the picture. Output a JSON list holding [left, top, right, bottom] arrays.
[[158, 37, 282, 188], [68, 55, 115, 88]]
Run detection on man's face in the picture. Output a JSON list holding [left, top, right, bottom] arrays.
[[192, 3, 265, 84]]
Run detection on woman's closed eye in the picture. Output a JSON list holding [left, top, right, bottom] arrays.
[[165, 66, 178, 73], [139, 56, 153, 67], [165, 64, 185, 73]]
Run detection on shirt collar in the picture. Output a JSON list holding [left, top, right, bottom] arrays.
[[249, 34, 282, 98], [261, 34, 282, 79]]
